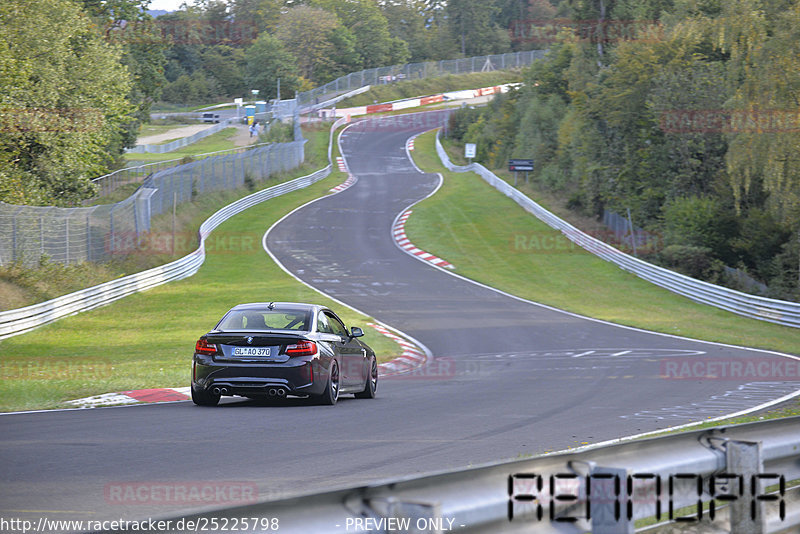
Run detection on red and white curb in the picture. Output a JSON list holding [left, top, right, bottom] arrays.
[[368, 323, 427, 376], [330, 174, 357, 193], [406, 137, 415, 151], [393, 210, 454, 269], [67, 387, 191, 408], [336, 156, 348, 172]]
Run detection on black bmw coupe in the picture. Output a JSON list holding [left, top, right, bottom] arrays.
[[191, 302, 378, 406]]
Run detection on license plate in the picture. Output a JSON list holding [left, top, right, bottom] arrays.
[[232, 347, 271, 357]]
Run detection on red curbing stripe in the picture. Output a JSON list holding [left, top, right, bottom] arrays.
[[121, 389, 190, 403], [392, 210, 454, 269], [330, 174, 357, 193]]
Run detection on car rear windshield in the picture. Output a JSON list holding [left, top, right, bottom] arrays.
[[216, 309, 311, 332]]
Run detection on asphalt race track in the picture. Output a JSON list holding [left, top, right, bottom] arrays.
[[1, 111, 798, 526]]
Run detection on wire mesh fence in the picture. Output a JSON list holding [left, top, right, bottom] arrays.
[[0, 139, 305, 266], [296, 50, 547, 111]]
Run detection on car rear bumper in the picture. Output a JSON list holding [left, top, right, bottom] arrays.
[[192, 355, 326, 397]]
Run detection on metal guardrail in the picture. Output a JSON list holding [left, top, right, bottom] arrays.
[[294, 50, 547, 114], [0, 118, 346, 340], [435, 132, 800, 329], [149, 417, 800, 533]]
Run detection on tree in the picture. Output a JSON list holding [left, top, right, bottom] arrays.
[[0, 0, 133, 205], [446, 0, 510, 56], [275, 6, 359, 83], [312, 0, 409, 68], [245, 33, 300, 101], [231, 0, 283, 33], [203, 46, 247, 97], [381, 0, 431, 62]]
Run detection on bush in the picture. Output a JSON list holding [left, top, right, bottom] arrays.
[[660, 245, 724, 281]]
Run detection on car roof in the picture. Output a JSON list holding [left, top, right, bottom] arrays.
[[229, 302, 324, 313]]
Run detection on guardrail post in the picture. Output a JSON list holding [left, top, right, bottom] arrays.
[[590, 466, 634, 534], [727, 440, 766, 534]]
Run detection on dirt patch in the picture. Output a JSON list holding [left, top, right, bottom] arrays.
[[231, 124, 259, 147], [137, 124, 216, 145], [0, 279, 36, 310]]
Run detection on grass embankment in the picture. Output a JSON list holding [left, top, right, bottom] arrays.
[[409, 129, 800, 423], [0, 124, 327, 310], [409, 130, 800, 354], [0, 123, 402, 412], [337, 71, 521, 107]]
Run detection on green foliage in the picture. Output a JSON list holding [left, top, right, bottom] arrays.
[[444, 0, 800, 299], [245, 33, 299, 100], [274, 5, 359, 84], [659, 245, 724, 281], [0, 0, 133, 205]]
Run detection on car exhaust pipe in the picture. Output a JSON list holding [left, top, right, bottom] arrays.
[[268, 388, 277, 396], [212, 387, 221, 395], [220, 387, 229, 395], [276, 389, 286, 397]]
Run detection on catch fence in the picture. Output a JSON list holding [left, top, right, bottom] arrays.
[[0, 140, 304, 266]]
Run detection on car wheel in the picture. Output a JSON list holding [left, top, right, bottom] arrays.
[[319, 361, 339, 405], [355, 356, 377, 399], [191, 387, 220, 406]]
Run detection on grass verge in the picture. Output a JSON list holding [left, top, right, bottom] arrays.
[[337, 71, 521, 107], [0, 124, 403, 412], [408, 129, 799, 356]]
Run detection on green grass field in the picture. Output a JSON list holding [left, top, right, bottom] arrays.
[[408, 130, 799, 356]]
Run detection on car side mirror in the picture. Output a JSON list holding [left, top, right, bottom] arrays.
[[350, 327, 364, 338]]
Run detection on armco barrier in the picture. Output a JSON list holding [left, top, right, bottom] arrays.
[[435, 131, 800, 329], [149, 416, 800, 533], [0, 117, 347, 341]]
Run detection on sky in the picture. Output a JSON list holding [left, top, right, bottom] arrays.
[[147, 0, 186, 12]]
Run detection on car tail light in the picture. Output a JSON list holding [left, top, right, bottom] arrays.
[[285, 340, 317, 357], [195, 338, 218, 355]]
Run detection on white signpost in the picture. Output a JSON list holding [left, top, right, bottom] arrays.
[[465, 143, 476, 163]]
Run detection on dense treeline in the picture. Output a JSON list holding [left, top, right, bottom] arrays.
[[0, 0, 535, 206], [447, 0, 800, 300], [155, 0, 535, 106]]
